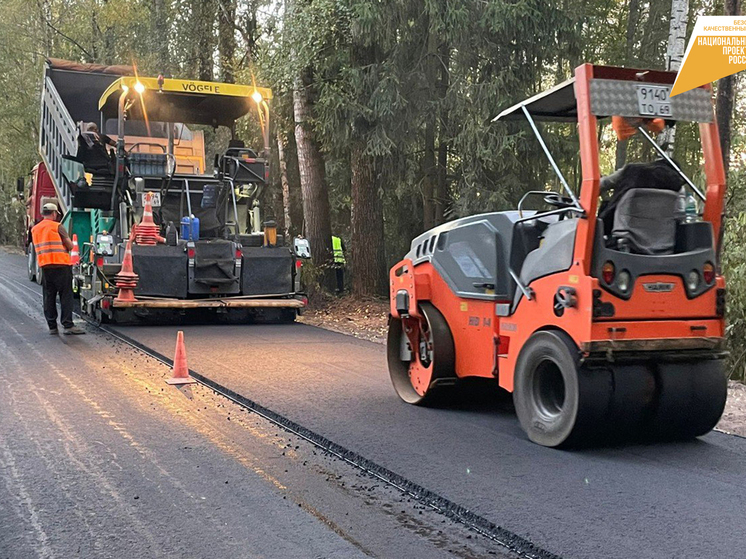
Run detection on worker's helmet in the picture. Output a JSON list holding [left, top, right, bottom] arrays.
[[42, 202, 59, 214]]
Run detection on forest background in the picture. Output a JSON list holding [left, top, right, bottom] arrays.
[[1, 0, 746, 376]]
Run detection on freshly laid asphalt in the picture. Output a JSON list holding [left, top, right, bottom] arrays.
[[0, 255, 373, 559], [3, 248, 746, 558], [0, 250, 509, 559], [111, 321, 746, 559]]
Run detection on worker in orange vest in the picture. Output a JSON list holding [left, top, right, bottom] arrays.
[[31, 203, 86, 335]]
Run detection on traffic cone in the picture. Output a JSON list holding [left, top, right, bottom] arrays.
[[135, 192, 166, 245], [70, 234, 80, 265], [114, 235, 139, 302], [166, 331, 196, 385]]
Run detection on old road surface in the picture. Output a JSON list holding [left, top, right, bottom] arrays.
[[1, 248, 746, 559]]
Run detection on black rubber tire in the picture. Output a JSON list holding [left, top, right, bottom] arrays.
[[387, 302, 455, 406], [513, 330, 612, 447], [648, 360, 727, 440], [27, 242, 42, 284]]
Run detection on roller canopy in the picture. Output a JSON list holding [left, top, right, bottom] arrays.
[[493, 78, 578, 123], [99, 76, 273, 127], [493, 65, 713, 124]]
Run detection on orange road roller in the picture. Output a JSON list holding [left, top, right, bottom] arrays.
[[387, 64, 728, 447]]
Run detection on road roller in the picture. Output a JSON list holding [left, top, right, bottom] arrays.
[[387, 64, 729, 447]]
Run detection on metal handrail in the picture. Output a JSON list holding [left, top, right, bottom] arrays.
[[515, 206, 580, 224], [518, 191, 550, 217], [39, 76, 79, 214], [226, 177, 242, 238], [509, 269, 533, 301]]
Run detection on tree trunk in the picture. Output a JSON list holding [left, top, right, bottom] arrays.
[[435, 41, 450, 225], [293, 75, 335, 291], [716, 0, 740, 174], [347, 24, 387, 296], [615, 0, 641, 170], [421, 26, 438, 231], [193, 0, 215, 81], [350, 142, 387, 296], [422, 120, 436, 231], [276, 130, 292, 240], [218, 0, 236, 83], [660, 0, 689, 154], [153, 0, 170, 74]]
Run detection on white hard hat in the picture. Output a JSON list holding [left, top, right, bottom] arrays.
[[42, 202, 59, 213]]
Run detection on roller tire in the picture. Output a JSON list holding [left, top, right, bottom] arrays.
[[28, 242, 42, 284], [387, 302, 455, 406], [649, 360, 727, 441], [513, 330, 612, 448]]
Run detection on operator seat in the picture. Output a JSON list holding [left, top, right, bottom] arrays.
[[76, 132, 113, 175], [598, 159, 685, 254], [611, 188, 680, 254], [598, 160, 683, 237]]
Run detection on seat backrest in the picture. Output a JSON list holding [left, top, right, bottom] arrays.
[[612, 188, 680, 254], [509, 219, 549, 276], [76, 133, 111, 173]]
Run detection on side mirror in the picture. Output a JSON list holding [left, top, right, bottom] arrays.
[[16, 177, 24, 194], [95, 233, 115, 257]]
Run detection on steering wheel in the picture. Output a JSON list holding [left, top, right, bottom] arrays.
[[544, 193, 576, 209]]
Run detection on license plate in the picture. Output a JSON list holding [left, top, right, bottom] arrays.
[[141, 192, 161, 207], [636, 85, 672, 117]]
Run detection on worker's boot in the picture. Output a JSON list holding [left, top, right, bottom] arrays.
[[63, 326, 86, 335]]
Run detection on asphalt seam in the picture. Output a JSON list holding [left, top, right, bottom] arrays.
[[96, 323, 561, 559]]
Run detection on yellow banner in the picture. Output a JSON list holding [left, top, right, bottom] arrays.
[[672, 16, 746, 96]]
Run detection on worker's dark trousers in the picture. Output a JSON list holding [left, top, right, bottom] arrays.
[[335, 267, 345, 293], [41, 265, 74, 330]]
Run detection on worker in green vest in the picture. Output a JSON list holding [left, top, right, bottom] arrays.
[[332, 235, 346, 293]]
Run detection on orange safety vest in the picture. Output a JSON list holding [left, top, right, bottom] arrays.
[[31, 219, 71, 267]]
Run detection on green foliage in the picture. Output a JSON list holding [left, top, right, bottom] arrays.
[[0, 189, 25, 246], [723, 168, 746, 380], [1, 0, 746, 378]]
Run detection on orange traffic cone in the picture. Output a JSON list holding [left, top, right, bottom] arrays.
[[70, 234, 80, 265], [135, 192, 166, 245], [114, 236, 139, 302], [166, 331, 196, 385]]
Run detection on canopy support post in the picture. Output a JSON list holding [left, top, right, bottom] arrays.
[[636, 126, 706, 201], [520, 104, 583, 212]]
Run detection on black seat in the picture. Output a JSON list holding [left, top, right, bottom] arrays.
[[218, 148, 266, 184], [598, 160, 684, 238], [76, 133, 113, 174], [612, 188, 680, 254]]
